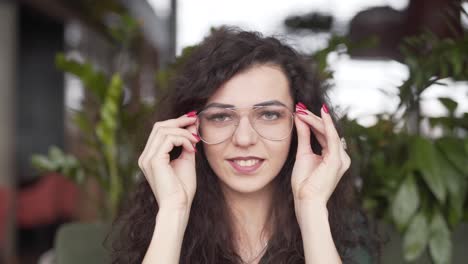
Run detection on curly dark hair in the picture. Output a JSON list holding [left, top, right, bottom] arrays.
[[110, 26, 379, 263]]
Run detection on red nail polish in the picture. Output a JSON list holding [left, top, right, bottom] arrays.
[[186, 111, 197, 117], [296, 105, 305, 111], [322, 104, 329, 114], [297, 102, 307, 109], [192, 133, 201, 141], [296, 110, 308, 115]]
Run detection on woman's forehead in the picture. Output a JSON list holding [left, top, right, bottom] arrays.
[[206, 65, 293, 107]]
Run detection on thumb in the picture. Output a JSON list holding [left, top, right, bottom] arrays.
[[294, 115, 312, 157], [179, 124, 198, 162]]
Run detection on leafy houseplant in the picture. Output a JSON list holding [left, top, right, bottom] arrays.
[[31, 14, 144, 221], [30, 10, 199, 261], [299, 6, 468, 263], [28, 12, 161, 263], [31, 44, 196, 221], [342, 30, 468, 264]]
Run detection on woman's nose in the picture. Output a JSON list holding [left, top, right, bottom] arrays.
[[231, 116, 258, 146]]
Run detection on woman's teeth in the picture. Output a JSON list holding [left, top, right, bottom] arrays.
[[234, 159, 260, 167]]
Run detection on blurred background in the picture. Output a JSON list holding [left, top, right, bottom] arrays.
[[0, 0, 467, 263]]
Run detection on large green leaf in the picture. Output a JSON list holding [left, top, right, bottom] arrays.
[[31, 146, 85, 184], [391, 172, 420, 230], [403, 212, 429, 261], [435, 140, 468, 226], [72, 111, 94, 135], [450, 48, 463, 76], [411, 137, 446, 203], [31, 155, 58, 172], [436, 137, 468, 176], [55, 53, 108, 102], [95, 74, 123, 218], [96, 74, 122, 151], [429, 210, 452, 264]]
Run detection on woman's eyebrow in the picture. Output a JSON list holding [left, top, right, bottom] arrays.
[[253, 100, 287, 107], [204, 100, 287, 109], [204, 102, 235, 109]]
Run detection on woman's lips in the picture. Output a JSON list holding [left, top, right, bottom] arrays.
[[227, 159, 264, 174]]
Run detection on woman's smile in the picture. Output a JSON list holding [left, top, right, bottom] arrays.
[[226, 156, 266, 174]]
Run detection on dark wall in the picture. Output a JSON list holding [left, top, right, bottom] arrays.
[[16, 4, 64, 184]]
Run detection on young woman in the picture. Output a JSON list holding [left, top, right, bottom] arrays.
[[111, 27, 376, 264]]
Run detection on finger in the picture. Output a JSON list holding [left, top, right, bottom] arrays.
[[144, 112, 197, 152], [321, 104, 342, 169], [179, 124, 199, 161], [145, 127, 199, 162], [338, 139, 351, 176], [339, 148, 351, 176], [294, 115, 313, 157], [154, 134, 196, 162], [142, 112, 198, 159], [295, 107, 326, 134], [295, 110, 328, 150], [156, 127, 200, 143], [140, 126, 199, 171], [310, 126, 328, 152], [184, 124, 198, 138], [158, 111, 198, 128], [147, 137, 190, 200]]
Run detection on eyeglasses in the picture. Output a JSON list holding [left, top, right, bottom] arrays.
[[196, 105, 295, 145]]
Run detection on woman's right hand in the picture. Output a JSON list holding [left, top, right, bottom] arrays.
[[138, 112, 200, 211]]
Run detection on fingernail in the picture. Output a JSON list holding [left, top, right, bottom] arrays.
[[186, 111, 197, 117], [192, 133, 201, 142], [322, 104, 329, 114], [296, 110, 308, 115], [297, 102, 307, 110], [295, 105, 305, 111]]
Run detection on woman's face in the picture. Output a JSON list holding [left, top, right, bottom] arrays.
[[202, 64, 294, 194]]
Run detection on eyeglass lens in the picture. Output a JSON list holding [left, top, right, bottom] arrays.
[[196, 105, 293, 144]]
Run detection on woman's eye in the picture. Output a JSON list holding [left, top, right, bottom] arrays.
[[262, 111, 280, 120], [208, 114, 232, 122]]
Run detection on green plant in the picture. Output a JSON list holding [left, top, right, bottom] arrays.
[[299, 5, 468, 263], [31, 61, 129, 220], [343, 28, 468, 264], [30, 12, 198, 221], [30, 13, 148, 220]]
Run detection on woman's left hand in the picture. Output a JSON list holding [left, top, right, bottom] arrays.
[[291, 103, 350, 207]]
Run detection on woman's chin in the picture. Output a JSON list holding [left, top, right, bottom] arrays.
[[220, 174, 275, 195]]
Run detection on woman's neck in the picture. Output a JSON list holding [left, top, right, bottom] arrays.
[[221, 182, 274, 257]]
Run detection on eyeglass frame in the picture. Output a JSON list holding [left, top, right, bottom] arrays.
[[195, 101, 297, 145]]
